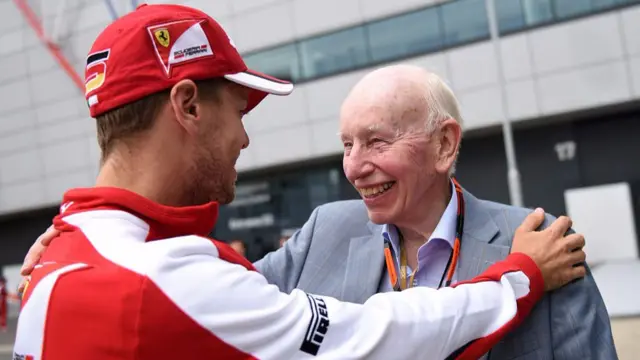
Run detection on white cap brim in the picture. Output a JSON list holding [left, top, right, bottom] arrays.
[[224, 69, 293, 96]]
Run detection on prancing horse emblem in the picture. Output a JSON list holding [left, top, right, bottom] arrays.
[[154, 28, 170, 47]]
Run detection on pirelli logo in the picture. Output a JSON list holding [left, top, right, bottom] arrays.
[[300, 294, 330, 356]]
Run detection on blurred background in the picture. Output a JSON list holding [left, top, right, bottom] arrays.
[[1, 0, 639, 358]]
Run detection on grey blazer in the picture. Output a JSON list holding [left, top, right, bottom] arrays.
[[255, 190, 618, 360]]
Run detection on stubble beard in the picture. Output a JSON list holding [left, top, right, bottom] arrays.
[[184, 145, 236, 206]]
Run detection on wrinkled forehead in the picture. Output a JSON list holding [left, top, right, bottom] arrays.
[[339, 91, 424, 138], [339, 103, 395, 136]]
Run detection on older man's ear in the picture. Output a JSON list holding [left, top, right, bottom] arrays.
[[434, 118, 462, 174]]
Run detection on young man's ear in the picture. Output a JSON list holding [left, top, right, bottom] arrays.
[[170, 79, 201, 135]]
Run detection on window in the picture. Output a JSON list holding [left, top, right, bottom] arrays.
[[521, 0, 553, 27], [276, 176, 311, 229], [240, 0, 640, 83], [243, 44, 301, 82], [553, 0, 634, 20], [496, 0, 639, 35], [553, 0, 593, 19], [496, 0, 554, 34], [366, 7, 444, 63], [299, 27, 370, 80], [441, 0, 490, 46], [496, 0, 527, 34], [592, 0, 630, 10], [307, 168, 341, 209]]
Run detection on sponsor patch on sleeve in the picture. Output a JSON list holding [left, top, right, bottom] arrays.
[[300, 294, 330, 356]]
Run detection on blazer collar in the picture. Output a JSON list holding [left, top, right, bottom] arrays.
[[461, 189, 500, 243], [457, 189, 511, 280]]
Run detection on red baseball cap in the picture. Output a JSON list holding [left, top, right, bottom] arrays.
[[84, 3, 294, 118]]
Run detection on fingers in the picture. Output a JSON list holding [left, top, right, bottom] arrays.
[[21, 242, 44, 276], [547, 216, 572, 239], [17, 277, 28, 294], [567, 248, 587, 266], [568, 264, 587, 281], [516, 208, 545, 234], [563, 233, 586, 252], [20, 225, 58, 276], [555, 250, 587, 288], [39, 225, 60, 247], [549, 261, 587, 291]]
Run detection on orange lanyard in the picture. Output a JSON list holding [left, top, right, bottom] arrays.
[[384, 178, 465, 291], [399, 237, 417, 290]]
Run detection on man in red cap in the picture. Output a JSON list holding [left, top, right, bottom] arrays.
[[13, 4, 586, 360]]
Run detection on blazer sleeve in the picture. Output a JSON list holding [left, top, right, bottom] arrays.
[[549, 266, 618, 359], [539, 215, 618, 359], [253, 206, 320, 293]]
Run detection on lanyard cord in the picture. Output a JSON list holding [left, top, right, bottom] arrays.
[[385, 178, 465, 291]]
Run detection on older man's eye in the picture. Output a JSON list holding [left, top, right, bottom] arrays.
[[343, 142, 353, 148]]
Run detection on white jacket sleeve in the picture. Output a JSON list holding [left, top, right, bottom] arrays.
[[147, 235, 544, 360]]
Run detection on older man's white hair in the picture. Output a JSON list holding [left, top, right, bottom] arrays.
[[422, 70, 463, 133]]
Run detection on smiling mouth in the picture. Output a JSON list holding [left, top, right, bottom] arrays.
[[358, 181, 396, 198]]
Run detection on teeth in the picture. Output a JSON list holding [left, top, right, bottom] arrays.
[[359, 182, 394, 197]]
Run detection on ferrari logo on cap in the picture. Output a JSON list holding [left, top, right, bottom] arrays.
[[154, 28, 170, 48], [147, 19, 214, 77]]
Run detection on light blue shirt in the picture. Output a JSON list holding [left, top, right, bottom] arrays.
[[380, 181, 458, 291]]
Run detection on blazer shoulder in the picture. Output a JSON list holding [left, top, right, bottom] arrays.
[[477, 198, 558, 234], [480, 199, 532, 218], [310, 200, 373, 238], [315, 200, 369, 222]]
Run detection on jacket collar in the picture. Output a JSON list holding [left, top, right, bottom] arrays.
[[54, 187, 219, 242]]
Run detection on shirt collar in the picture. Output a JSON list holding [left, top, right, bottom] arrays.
[[382, 180, 458, 254], [54, 187, 219, 242]]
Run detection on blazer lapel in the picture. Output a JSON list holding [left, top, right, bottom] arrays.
[[340, 222, 385, 304], [457, 190, 511, 280]]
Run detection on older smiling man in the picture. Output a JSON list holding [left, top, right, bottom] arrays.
[[21, 64, 608, 359], [256, 65, 616, 359]]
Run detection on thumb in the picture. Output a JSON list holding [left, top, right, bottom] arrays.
[[516, 208, 545, 234]]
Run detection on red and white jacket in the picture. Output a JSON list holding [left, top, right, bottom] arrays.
[[14, 187, 544, 360]]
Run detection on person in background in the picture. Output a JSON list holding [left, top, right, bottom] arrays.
[[228, 239, 246, 257], [278, 237, 287, 248], [0, 275, 7, 333], [279, 228, 298, 248]]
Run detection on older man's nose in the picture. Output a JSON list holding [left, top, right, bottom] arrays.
[[345, 156, 375, 181]]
